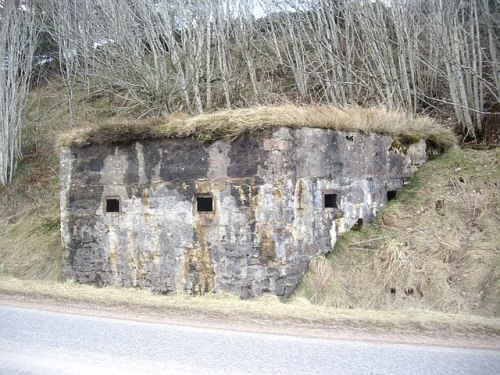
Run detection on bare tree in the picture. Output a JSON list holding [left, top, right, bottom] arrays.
[[38, 0, 499, 137], [0, 1, 38, 185], [422, 0, 500, 139], [45, 0, 81, 124]]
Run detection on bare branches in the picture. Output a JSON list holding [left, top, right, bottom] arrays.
[[26, 0, 500, 133], [0, 2, 38, 185]]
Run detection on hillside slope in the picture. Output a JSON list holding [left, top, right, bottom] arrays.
[[297, 148, 499, 317], [0, 155, 60, 280], [0, 88, 497, 316]]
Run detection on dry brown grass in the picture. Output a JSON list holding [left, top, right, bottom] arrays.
[[0, 212, 61, 281], [58, 105, 457, 149], [297, 148, 500, 317], [0, 157, 61, 281], [1, 276, 499, 337]]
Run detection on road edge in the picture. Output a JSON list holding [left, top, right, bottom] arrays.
[[1, 293, 499, 351]]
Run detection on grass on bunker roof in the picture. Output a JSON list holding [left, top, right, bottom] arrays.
[[57, 105, 457, 149]]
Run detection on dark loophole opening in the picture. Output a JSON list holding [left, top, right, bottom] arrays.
[[387, 190, 398, 201], [106, 198, 120, 213], [390, 287, 396, 294], [197, 196, 213, 212], [352, 218, 363, 231], [324, 193, 338, 208]]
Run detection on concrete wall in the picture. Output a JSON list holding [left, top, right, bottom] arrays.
[[60, 127, 428, 298]]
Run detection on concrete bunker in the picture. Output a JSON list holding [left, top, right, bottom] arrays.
[[59, 107, 453, 299]]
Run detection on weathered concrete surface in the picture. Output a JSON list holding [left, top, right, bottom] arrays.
[[60, 128, 429, 298]]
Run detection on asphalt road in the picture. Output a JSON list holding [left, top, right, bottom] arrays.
[[0, 305, 499, 375]]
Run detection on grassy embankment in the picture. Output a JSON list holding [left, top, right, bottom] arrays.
[[0, 86, 498, 336], [297, 148, 499, 317]]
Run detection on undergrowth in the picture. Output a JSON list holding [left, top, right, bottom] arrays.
[[0, 84, 117, 281], [297, 148, 500, 317], [0, 155, 61, 280]]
